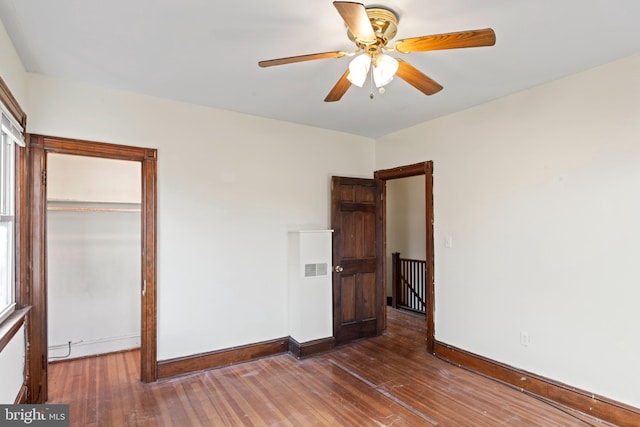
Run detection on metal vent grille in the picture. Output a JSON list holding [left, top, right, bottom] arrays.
[[304, 263, 328, 278]]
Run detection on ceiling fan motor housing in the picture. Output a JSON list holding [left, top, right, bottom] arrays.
[[347, 7, 399, 47]]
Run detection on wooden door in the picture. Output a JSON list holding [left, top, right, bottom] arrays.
[[331, 176, 383, 345]]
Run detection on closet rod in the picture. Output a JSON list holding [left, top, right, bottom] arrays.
[[47, 206, 141, 213]]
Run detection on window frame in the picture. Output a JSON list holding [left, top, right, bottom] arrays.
[[0, 104, 23, 324], [0, 76, 26, 327]]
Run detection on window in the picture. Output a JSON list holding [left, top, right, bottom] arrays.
[[0, 100, 24, 324]]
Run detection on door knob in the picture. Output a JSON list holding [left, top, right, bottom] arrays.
[[334, 265, 344, 273]]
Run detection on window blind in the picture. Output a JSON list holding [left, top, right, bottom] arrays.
[[0, 100, 25, 147]]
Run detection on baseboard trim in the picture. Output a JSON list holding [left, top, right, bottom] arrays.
[[434, 341, 640, 427], [289, 337, 335, 359], [157, 337, 289, 379]]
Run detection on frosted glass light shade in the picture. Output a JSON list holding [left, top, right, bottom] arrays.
[[373, 54, 398, 88], [347, 54, 371, 87]]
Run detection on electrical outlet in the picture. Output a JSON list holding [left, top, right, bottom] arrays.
[[520, 332, 530, 347]]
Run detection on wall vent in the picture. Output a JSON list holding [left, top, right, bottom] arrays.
[[304, 263, 328, 278]]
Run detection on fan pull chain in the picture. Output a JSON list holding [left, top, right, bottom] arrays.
[[369, 65, 375, 99], [369, 64, 388, 98]]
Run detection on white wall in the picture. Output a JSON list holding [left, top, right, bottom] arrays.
[[376, 54, 640, 408], [0, 18, 27, 108], [47, 154, 141, 203], [386, 176, 426, 295], [0, 325, 24, 403], [47, 154, 141, 359], [25, 73, 375, 360], [0, 18, 27, 405]]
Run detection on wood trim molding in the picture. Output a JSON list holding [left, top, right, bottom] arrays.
[[15, 143, 28, 309], [0, 307, 30, 353], [424, 162, 435, 353], [140, 154, 158, 383], [27, 138, 47, 403], [434, 341, 640, 427], [14, 385, 28, 404], [374, 161, 435, 353], [157, 338, 289, 379], [289, 337, 335, 359], [33, 135, 152, 161], [0, 75, 26, 127], [374, 161, 427, 180], [0, 76, 30, 403], [26, 134, 159, 403]]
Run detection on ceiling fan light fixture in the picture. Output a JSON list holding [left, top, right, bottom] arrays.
[[347, 54, 371, 87], [259, 2, 496, 103], [372, 54, 398, 87]]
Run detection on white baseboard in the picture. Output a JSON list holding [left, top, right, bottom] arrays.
[[48, 334, 140, 361]]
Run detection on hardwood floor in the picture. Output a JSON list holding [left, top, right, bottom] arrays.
[[48, 309, 616, 426]]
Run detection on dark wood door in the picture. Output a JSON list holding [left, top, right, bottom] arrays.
[[331, 176, 383, 345]]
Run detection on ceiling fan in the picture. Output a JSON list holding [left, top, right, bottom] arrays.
[[258, 1, 496, 102]]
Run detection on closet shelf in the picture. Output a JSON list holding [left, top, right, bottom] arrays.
[[47, 200, 141, 213], [47, 206, 141, 213]]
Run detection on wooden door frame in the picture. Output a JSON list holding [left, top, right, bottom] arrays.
[[27, 134, 158, 402], [374, 161, 435, 353]]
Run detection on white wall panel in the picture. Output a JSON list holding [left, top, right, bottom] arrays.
[[25, 73, 375, 360], [376, 54, 640, 407], [0, 325, 24, 404]]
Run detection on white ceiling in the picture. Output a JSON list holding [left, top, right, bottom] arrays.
[[0, 0, 638, 138]]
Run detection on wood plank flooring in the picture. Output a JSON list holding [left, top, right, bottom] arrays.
[[48, 309, 616, 426]]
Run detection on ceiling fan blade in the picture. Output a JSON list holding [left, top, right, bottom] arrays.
[[395, 59, 443, 96], [259, 51, 348, 68], [324, 69, 352, 102], [333, 1, 376, 43], [394, 28, 496, 53]]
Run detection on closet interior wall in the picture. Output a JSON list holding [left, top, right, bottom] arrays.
[[46, 154, 141, 360]]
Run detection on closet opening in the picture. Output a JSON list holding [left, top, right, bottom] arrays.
[[27, 134, 157, 403], [46, 154, 142, 363]]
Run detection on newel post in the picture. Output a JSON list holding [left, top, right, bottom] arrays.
[[392, 252, 400, 309]]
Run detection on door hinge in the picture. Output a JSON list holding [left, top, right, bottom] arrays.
[[41, 354, 46, 369], [41, 170, 46, 185]]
